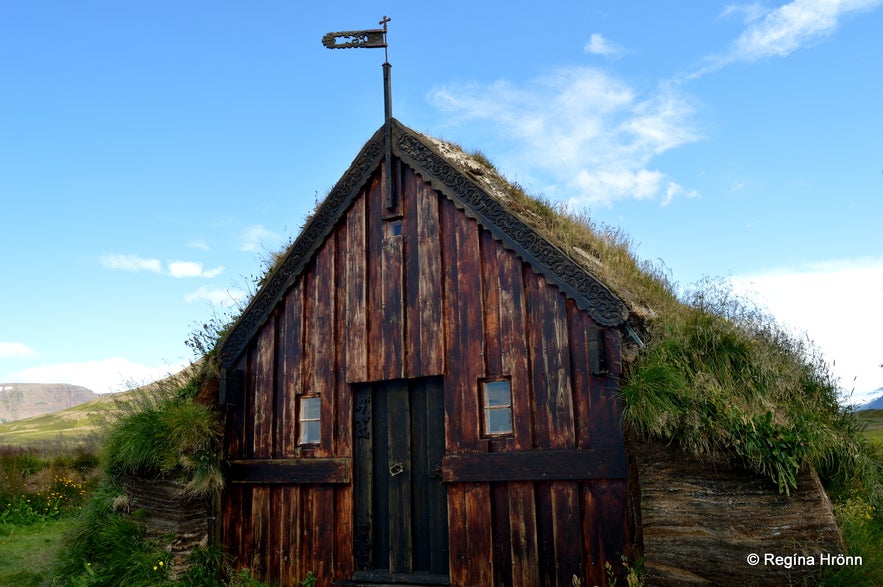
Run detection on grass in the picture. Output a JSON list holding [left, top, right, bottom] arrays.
[[0, 517, 79, 586], [857, 410, 883, 446]]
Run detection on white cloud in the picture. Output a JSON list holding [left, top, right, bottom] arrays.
[[661, 182, 700, 207], [239, 225, 281, 253], [721, 2, 769, 23], [428, 67, 701, 206], [0, 342, 39, 359], [99, 253, 162, 273], [185, 285, 248, 307], [584, 33, 626, 58], [694, 0, 881, 76], [168, 261, 224, 279], [7, 357, 186, 394], [188, 240, 211, 252], [101, 254, 223, 278], [730, 257, 883, 403]]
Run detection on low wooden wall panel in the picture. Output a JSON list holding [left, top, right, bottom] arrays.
[[635, 440, 844, 586]]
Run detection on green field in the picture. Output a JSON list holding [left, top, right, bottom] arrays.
[[0, 518, 78, 587], [857, 409, 883, 446]]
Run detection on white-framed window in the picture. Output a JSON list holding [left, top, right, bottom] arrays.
[[299, 396, 321, 445], [481, 379, 513, 436]]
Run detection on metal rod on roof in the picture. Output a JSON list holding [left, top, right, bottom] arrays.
[[322, 16, 395, 210]]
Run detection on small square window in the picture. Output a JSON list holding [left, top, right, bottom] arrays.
[[385, 218, 403, 238], [482, 380, 513, 436], [299, 397, 321, 445]]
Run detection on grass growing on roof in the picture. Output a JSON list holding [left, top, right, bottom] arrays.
[[102, 372, 223, 498]]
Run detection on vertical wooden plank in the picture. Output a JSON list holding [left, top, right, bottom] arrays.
[[244, 348, 256, 460], [447, 484, 469, 586], [353, 384, 374, 572], [265, 487, 281, 580], [333, 225, 352, 458], [311, 485, 335, 580], [526, 272, 575, 451], [380, 213, 405, 380], [373, 385, 390, 569], [309, 238, 336, 457], [509, 481, 540, 585], [280, 280, 304, 457], [387, 379, 412, 572], [224, 356, 248, 459], [535, 482, 556, 587], [299, 485, 314, 583], [465, 483, 495, 586], [251, 486, 271, 580], [440, 197, 483, 453], [222, 484, 245, 572], [491, 484, 513, 587], [498, 249, 532, 451], [410, 377, 449, 574], [404, 167, 422, 377], [277, 486, 295, 586], [415, 174, 444, 376], [346, 191, 368, 383], [411, 377, 431, 572], [424, 377, 449, 575], [252, 314, 276, 458], [597, 479, 630, 581], [334, 484, 354, 580], [551, 482, 585, 586], [581, 481, 604, 587], [480, 229, 503, 377], [366, 174, 385, 382], [567, 301, 594, 449]]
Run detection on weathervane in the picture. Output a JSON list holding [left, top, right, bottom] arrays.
[[324, 17, 396, 209]]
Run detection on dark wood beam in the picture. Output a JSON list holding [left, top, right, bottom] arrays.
[[441, 447, 627, 483]]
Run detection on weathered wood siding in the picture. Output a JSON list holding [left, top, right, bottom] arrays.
[[221, 162, 631, 586], [635, 441, 844, 586]]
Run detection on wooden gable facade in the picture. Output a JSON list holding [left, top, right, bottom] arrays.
[[217, 120, 634, 586]]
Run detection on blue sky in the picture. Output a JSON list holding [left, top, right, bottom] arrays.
[[1, 1, 881, 402]]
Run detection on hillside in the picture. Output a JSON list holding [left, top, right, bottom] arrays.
[[0, 383, 98, 423], [0, 368, 196, 447]]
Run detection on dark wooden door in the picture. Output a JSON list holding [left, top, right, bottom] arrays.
[[353, 377, 448, 583]]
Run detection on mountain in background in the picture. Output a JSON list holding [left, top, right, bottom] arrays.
[[857, 388, 883, 411], [0, 383, 98, 423]]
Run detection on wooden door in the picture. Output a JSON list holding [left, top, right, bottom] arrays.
[[353, 377, 449, 584]]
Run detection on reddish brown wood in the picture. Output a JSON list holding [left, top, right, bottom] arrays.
[[441, 447, 628, 482], [333, 484, 354, 578], [527, 272, 576, 451], [490, 484, 513, 586], [345, 191, 368, 383], [441, 197, 483, 453], [333, 225, 351, 457], [227, 458, 351, 484], [551, 482, 585, 586], [251, 486, 271, 579], [280, 281, 304, 458], [447, 483, 468, 586], [465, 483, 494, 586], [480, 229, 503, 377], [379, 195, 405, 381], [508, 481, 540, 585], [252, 316, 276, 459], [366, 173, 385, 382], [414, 172, 444, 376]]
